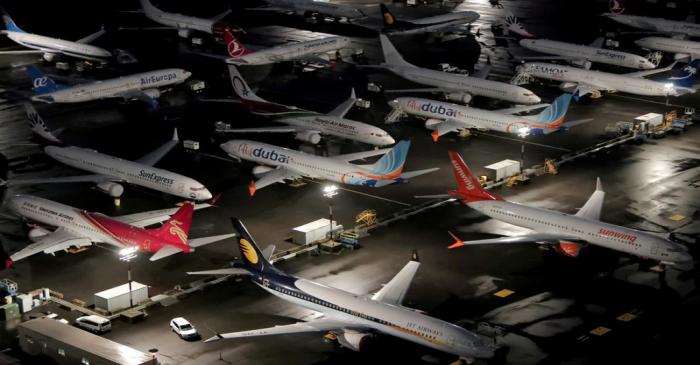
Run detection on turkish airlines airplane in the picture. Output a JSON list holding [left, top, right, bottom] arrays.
[[635, 37, 700, 61], [188, 218, 494, 360], [0, 11, 111, 62], [437, 152, 693, 269], [6, 194, 233, 264], [519, 38, 656, 69], [375, 3, 480, 35], [140, 0, 240, 40]]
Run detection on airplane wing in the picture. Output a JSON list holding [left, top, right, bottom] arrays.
[[589, 37, 605, 48], [472, 64, 491, 79], [135, 129, 178, 166], [8, 174, 115, 186], [218, 126, 310, 134], [0, 50, 44, 55], [431, 120, 465, 139], [76, 27, 106, 44], [448, 231, 583, 249], [252, 167, 306, 193], [327, 89, 356, 118], [204, 318, 360, 343], [574, 83, 607, 97], [115, 201, 215, 227], [149, 234, 235, 261], [575, 178, 605, 221], [115, 89, 158, 107], [187, 267, 250, 276], [10, 228, 93, 262], [624, 61, 676, 78], [332, 148, 392, 162], [384, 87, 461, 94], [371, 254, 419, 306], [149, 245, 182, 261], [495, 103, 550, 115]]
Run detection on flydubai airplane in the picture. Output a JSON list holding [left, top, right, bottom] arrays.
[[216, 65, 394, 146], [375, 3, 480, 36], [603, 13, 700, 38], [518, 38, 656, 69], [389, 93, 586, 141], [6, 194, 233, 264], [436, 152, 693, 269], [188, 218, 495, 360], [224, 29, 350, 66], [220, 139, 438, 195], [8, 127, 212, 202], [254, 0, 366, 21], [514, 61, 698, 98], [26, 65, 191, 107], [635, 37, 700, 61], [140, 0, 239, 40], [0, 10, 111, 62], [376, 34, 541, 105]]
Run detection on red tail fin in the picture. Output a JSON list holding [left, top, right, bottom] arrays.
[[150, 202, 194, 245], [448, 151, 502, 203], [225, 28, 252, 57]]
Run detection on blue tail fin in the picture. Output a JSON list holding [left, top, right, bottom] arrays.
[[2, 13, 24, 33], [533, 93, 573, 128], [231, 218, 287, 276], [25, 66, 59, 94], [667, 60, 700, 88], [370, 140, 410, 177]]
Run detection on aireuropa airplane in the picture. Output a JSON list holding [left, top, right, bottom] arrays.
[[0, 10, 111, 62], [220, 139, 438, 195], [374, 3, 480, 36], [518, 38, 656, 69], [253, 0, 366, 21], [139, 0, 241, 40], [8, 127, 212, 202], [26, 65, 191, 107], [188, 218, 495, 360], [603, 13, 700, 38], [389, 93, 586, 141], [213, 65, 394, 146], [6, 194, 233, 264], [224, 29, 350, 66], [635, 37, 700, 61], [436, 152, 693, 269], [514, 61, 697, 98], [376, 34, 541, 105]]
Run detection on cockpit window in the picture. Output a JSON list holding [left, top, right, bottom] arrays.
[[190, 186, 206, 191]]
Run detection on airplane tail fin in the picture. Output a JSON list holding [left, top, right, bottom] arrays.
[[232, 218, 280, 274], [227, 65, 266, 103], [369, 139, 410, 177], [379, 34, 414, 68], [667, 59, 700, 88], [225, 28, 254, 57], [531, 93, 573, 131], [448, 151, 503, 203], [25, 66, 60, 95], [149, 202, 194, 246], [380, 3, 398, 29], [1, 12, 24, 33], [23, 103, 62, 143], [504, 11, 535, 38]]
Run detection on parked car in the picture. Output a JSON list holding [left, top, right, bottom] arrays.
[[170, 317, 199, 339], [75, 315, 111, 334]]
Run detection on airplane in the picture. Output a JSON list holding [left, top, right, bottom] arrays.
[[513, 60, 698, 98], [24, 103, 63, 144], [26, 65, 191, 107], [635, 36, 700, 61], [212, 65, 394, 146], [389, 93, 588, 141], [224, 29, 350, 66], [252, 0, 366, 21], [435, 152, 693, 269], [603, 13, 700, 38], [220, 139, 438, 196], [375, 34, 541, 105], [0, 9, 111, 62], [187, 218, 495, 360], [5, 194, 234, 264], [374, 3, 480, 36], [139, 0, 240, 40], [7, 125, 212, 203], [518, 38, 656, 69], [502, 12, 535, 38]]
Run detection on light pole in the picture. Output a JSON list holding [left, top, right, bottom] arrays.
[[517, 127, 530, 174], [323, 185, 339, 241], [119, 247, 138, 309]]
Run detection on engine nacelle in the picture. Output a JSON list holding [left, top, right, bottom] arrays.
[[177, 28, 192, 39], [42, 53, 57, 62], [555, 241, 582, 258], [570, 59, 592, 70], [28, 226, 51, 242], [142, 88, 161, 99], [424, 119, 443, 130], [96, 181, 125, 198], [252, 165, 274, 177], [294, 131, 322, 144], [445, 92, 472, 104], [336, 331, 373, 352]]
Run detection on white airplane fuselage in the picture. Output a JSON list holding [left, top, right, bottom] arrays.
[[635, 37, 700, 58], [273, 112, 395, 146], [266, 0, 364, 19], [605, 14, 700, 37], [44, 146, 211, 201], [3, 30, 111, 61], [228, 36, 350, 65], [144, 8, 214, 34], [519, 39, 655, 69]]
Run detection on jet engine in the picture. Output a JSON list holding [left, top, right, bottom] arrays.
[[294, 131, 322, 144], [142, 88, 162, 99], [42, 53, 57, 62], [445, 92, 472, 104], [252, 165, 274, 177], [177, 28, 192, 39], [554, 241, 583, 258], [336, 331, 374, 352], [28, 226, 51, 242], [570, 59, 592, 70], [424, 119, 443, 130], [96, 181, 125, 198]]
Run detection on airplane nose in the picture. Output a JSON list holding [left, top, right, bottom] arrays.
[[183, 70, 192, 79], [200, 189, 213, 201], [384, 135, 396, 145], [530, 95, 542, 104]]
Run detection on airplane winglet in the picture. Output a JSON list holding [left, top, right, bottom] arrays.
[[350, 88, 356, 100], [595, 177, 603, 191], [411, 249, 419, 262], [209, 192, 222, 206], [447, 231, 465, 249], [431, 130, 439, 143], [4, 259, 13, 270], [248, 181, 256, 196], [172, 128, 179, 141]]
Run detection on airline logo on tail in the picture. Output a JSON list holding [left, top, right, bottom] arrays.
[[33, 77, 49, 89], [239, 238, 259, 264], [609, 0, 625, 14], [452, 158, 476, 191], [168, 220, 187, 244], [225, 29, 248, 57], [232, 76, 250, 97]]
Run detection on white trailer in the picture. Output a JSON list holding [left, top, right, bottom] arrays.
[[292, 219, 343, 244], [485, 159, 521, 181], [94, 282, 148, 312]]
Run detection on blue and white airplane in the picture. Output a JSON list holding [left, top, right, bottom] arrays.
[[0, 10, 111, 62], [189, 218, 495, 360]]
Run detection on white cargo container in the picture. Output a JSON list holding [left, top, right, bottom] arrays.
[[16, 294, 33, 313], [292, 219, 343, 244], [94, 282, 148, 312], [634, 113, 663, 128], [485, 159, 521, 181]]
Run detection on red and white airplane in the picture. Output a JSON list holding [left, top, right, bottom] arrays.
[[439, 152, 693, 269], [6, 194, 234, 265]]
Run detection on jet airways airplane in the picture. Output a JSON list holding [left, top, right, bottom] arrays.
[[390, 93, 584, 141], [224, 29, 350, 66], [215, 65, 394, 146], [255, 0, 365, 20], [8, 127, 212, 202], [635, 37, 700, 61], [6, 194, 233, 264], [188, 219, 494, 360], [519, 38, 656, 69], [220, 139, 438, 195], [514, 61, 697, 98], [438, 152, 693, 269], [375, 3, 480, 35], [140, 0, 239, 40], [0, 11, 111, 62], [26, 65, 191, 107], [376, 34, 541, 105], [603, 13, 700, 38]]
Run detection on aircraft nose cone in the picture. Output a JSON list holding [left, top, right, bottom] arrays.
[[384, 135, 396, 145], [200, 189, 213, 201], [529, 95, 542, 104]]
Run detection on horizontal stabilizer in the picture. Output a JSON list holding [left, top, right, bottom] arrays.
[[188, 233, 236, 248]]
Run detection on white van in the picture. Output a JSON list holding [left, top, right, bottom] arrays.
[[75, 315, 111, 334]]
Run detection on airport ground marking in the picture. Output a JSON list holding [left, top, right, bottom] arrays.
[[479, 132, 572, 152]]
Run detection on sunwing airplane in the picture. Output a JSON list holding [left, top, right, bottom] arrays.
[[518, 38, 656, 69], [376, 34, 541, 105], [374, 3, 480, 36], [436, 152, 693, 269], [0, 10, 111, 62], [514, 60, 698, 98], [140, 0, 240, 40], [389, 93, 585, 141], [26, 65, 191, 107], [214, 65, 394, 146], [188, 218, 494, 360], [6, 194, 233, 264], [635, 37, 700, 61], [253, 0, 366, 20], [220, 139, 438, 195], [603, 13, 700, 38]]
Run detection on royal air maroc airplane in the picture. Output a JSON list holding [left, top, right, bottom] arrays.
[[188, 218, 495, 360], [436, 152, 693, 269]]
